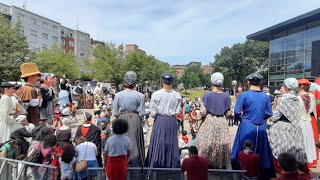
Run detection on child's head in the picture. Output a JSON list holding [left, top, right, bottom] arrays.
[[181, 130, 187, 136], [76, 136, 86, 145], [188, 146, 198, 156], [43, 134, 57, 148], [244, 140, 253, 150], [61, 144, 76, 163], [112, 119, 128, 135], [278, 152, 297, 174], [297, 161, 309, 174]]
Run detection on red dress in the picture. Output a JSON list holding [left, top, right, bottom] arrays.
[[106, 155, 128, 180]]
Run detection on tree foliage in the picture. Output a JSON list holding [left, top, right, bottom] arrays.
[[180, 64, 211, 89], [86, 43, 124, 85], [87, 43, 173, 88], [0, 15, 30, 81], [32, 45, 81, 81], [212, 40, 269, 87]]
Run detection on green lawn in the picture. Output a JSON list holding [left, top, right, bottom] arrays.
[[179, 89, 236, 102], [180, 89, 208, 100]]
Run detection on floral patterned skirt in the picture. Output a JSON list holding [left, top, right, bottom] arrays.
[[196, 115, 231, 169]]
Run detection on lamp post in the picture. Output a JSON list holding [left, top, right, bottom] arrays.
[[232, 80, 237, 96]]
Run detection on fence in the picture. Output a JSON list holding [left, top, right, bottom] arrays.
[[0, 157, 246, 180], [88, 167, 246, 180], [0, 157, 58, 180]]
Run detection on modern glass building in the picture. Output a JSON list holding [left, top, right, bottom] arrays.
[[247, 8, 320, 87]]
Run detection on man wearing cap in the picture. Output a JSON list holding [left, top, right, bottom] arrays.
[[147, 73, 181, 168], [112, 71, 145, 168], [231, 72, 275, 179], [20, 63, 42, 126], [40, 73, 54, 124], [0, 82, 17, 142], [11, 115, 33, 155], [298, 78, 318, 167]]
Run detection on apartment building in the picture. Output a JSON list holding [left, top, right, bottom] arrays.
[[61, 26, 75, 54], [1, 4, 62, 50], [125, 44, 146, 55]]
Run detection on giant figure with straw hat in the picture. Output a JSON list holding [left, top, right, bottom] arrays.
[[20, 63, 42, 126]]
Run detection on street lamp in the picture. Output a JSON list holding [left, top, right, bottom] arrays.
[[232, 80, 237, 96]]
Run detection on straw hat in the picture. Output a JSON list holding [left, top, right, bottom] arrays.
[[189, 110, 201, 122], [20, 63, 41, 78]]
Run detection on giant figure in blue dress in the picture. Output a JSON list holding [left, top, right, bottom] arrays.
[[231, 72, 275, 179]]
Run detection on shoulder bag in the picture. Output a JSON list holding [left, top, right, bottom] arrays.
[[75, 142, 88, 172]]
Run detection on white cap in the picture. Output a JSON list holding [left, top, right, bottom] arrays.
[[62, 118, 68, 125], [16, 115, 27, 122]]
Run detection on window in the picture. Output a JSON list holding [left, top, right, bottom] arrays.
[[31, 18, 37, 25], [17, 13, 24, 20], [29, 41, 37, 49], [80, 35, 85, 41], [69, 32, 73, 38], [1, 8, 7, 14], [80, 43, 85, 49], [53, 36, 58, 42], [61, 29, 64, 35], [80, 53, 85, 58], [42, 33, 48, 39], [52, 25, 58, 31], [42, 44, 48, 49], [31, 29, 37, 36], [42, 22, 49, 28], [69, 41, 74, 47], [62, 39, 65, 45]]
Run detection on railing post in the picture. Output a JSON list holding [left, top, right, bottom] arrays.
[[12, 163, 17, 180], [152, 170, 157, 180], [126, 170, 130, 180]]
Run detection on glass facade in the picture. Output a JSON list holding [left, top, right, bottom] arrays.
[[268, 20, 320, 86]]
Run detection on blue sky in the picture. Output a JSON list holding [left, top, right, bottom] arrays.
[[1, 0, 320, 65]]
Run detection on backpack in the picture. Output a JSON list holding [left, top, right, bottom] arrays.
[[27, 143, 43, 163]]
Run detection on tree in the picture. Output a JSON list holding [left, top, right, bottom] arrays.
[[0, 15, 30, 81], [87, 43, 124, 85], [180, 64, 208, 89], [212, 40, 269, 87], [32, 45, 80, 81]]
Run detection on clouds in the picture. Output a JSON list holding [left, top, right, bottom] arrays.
[[2, 0, 320, 64]]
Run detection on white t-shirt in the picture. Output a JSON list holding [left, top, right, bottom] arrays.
[[62, 107, 70, 116], [76, 142, 97, 161], [24, 123, 35, 143], [59, 157, 76, 179], [105, 135, 131, 157], [179, 139, 189, 149]]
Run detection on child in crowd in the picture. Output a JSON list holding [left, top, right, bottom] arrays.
[[176, 109, 184, 131], [71, 102, 77, 121], [238, 140, 261, 180], [179, 130, 189, 164], [271, 152, 309, 180], [59, 144, 76, 180], [61, 104, 70, 118], [182, 146, 208, 180], [1, 139, 23, 159], [104, 119, 131, 180]]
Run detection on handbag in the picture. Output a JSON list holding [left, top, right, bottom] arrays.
[[75, 142, 88, 172]]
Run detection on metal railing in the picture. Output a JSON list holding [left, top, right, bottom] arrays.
[[0, 157, 246, 180], [0, 157, 58, 180], [88, 167, 246, 180]]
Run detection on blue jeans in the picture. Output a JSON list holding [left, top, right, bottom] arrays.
[[76, 160, 99, 180]]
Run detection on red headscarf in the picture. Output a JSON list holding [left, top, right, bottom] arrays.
[[182, 136, 189, 144]]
